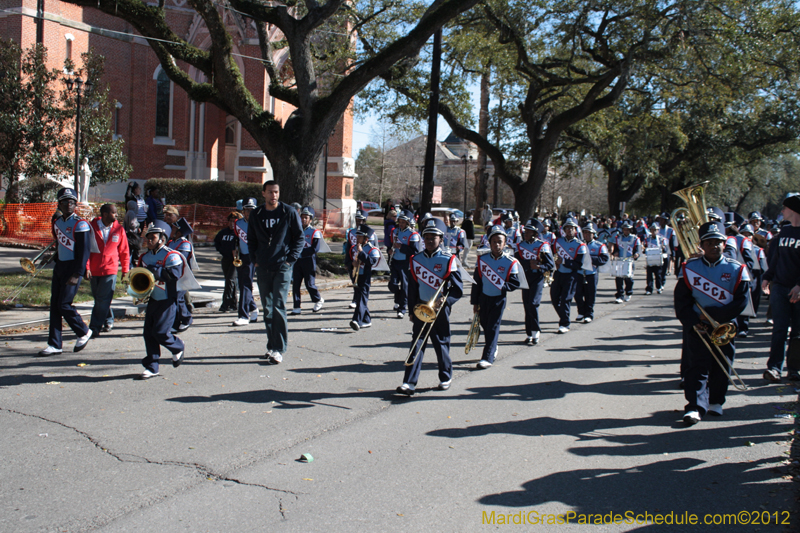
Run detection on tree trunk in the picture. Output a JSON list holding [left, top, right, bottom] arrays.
[[474, 69, 490, 223]]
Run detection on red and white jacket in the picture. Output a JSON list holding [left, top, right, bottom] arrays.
[[86, 218, 130, 277]]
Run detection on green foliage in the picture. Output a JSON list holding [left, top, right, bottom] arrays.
[[0, 41, 71, 202], [144, 178, 263, 207], [66, 51, 132, 185]]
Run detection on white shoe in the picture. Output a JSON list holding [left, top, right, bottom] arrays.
[[393, 304, 400, 311], [438, 380, 451, 391], [249, 309, 259, 322], [683, 411, 701, 425], [172, 350, 184, 368], [361, 322, 372, 329], [38, 345, 62, 356], [291, 308, 301, 315], [397, 311, 405, 319], [525, 336, 534, 345], [269, 352, 283, 364], [532, 331, 540, 344], [74, 329, 92, 352], [707, 404, 723, 416], [232, 317, 250, 326], [575, 315, 584, 322], [615, 298, 623, 304], [583, 317, 592, 323], [349, 302, 357, 309], [557, 326, 570, 334], [657, 288, 663, 294], [260, 351, 273, 360], [623, 295, 631, 302], [312, 299, 324, 312], [350, 320, 360, 331], [137, 369, 160, 380], [476, 360, 492, 369], [645, 290, 652, 295]]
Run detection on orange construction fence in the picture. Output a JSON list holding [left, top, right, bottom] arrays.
[[0, 203, 348, 249]]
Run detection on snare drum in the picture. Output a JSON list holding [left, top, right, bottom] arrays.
[[645, 247, 664, 267], [611, 259, 634, 278]]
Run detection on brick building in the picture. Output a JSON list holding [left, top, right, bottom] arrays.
[[0, 0, 356, 213]]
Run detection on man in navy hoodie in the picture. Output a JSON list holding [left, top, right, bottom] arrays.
[[247, 181, 305, 365]]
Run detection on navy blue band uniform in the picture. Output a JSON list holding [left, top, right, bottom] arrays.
[[388, 223, 422, 316], [402, 249, 464, 389], [350, 235, 382, 329], [675, 255, 749, 419], [644, 233, 669, 293], [550, 236, 590, 330], [614, 232, 641, 299], [168, 231, 194, 331], [234, 216, 258, 321], [139, 244, 186, 375], [575, 238, 609, 323], [293, 223, 324, 311], [516, 238, 555, 341], [49, 212, 93, 350], [470, 251, 521, 365]]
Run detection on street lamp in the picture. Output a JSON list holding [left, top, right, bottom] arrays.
[[64, 73, 92, 199], [461, 154, 472, 216]]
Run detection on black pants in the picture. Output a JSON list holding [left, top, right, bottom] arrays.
[[575, 273, 597, 319], [220, 256, 238, 309], [683, 326, 734, 415], [615, 277, 634, 297], [550, 271, 580, 327], [646, 265, 663, 292], [521, 271, 546, 335]]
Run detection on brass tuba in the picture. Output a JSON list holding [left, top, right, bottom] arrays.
[[127, 267, 156, 303], [670, 181, 709, 258]]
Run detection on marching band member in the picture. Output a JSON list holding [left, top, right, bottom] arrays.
[[471, 225, 521, 368], [676, 221, 749, 424], [748, 211, 773, 241], [575, 222, 609, 324], [214, 212, 241, 313], [168, 217, 196, 332], [350, 227, 383, 331], [444, 213, 467, 256], [540, 220, 556, 246], [397, 218, 463, 395], [516, 218, 555, 344], [550, 218, 590, 333], [644, 223, 669, 295], [612, 221, 641, 303], [38, 188, 94, 356], [232, 198, 259, 326], [656, 213, 678, 286], [478, 222, 493, 250], [344, 210, 376, 308], [723, 216, 757, 337], [740, 224, 768, 318], [292, 206, 324, 314], [137, 221, 186, 379], [501, 212, 521, 245], [388, 210, 422, 318]]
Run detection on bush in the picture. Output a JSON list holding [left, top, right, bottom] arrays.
[[143, 178, 263, 207]]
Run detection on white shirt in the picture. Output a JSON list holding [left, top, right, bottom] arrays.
[[97, 220, 111, 243]]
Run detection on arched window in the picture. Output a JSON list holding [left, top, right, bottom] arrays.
[[155, 68, 172, 138]]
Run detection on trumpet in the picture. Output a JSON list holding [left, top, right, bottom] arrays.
[[4, 241, 58, 304], [694, 302, 747, 391], [352, 261, 359, 287], [233, 244, 242, 267], [405, 279, 450, 366], [465, 309, 481, 354], [127, 267, 156, 304]]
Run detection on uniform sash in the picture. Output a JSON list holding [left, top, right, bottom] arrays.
[[684, 268, 734, 305], [54, 224, 75, 251], [479, 257, 512, 291]]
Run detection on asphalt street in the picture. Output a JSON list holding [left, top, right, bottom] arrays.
[[0, 270, 797, 532]]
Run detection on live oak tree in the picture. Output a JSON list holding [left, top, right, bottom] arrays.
[[366, 0, 800, 220], [59, 0, 481, 203]]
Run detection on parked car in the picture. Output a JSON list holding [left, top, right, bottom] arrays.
[[430, 207, 464, 220], [358, 201, 380, 212]]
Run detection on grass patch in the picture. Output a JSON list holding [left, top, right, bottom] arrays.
[[0, 271, 128, 311]]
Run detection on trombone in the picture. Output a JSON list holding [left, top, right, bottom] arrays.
[[404, 279, 450, 366], [233, 242, 243, 267], [694, 302, 748, 391], [4, 241, 57, 304], [465, 309, 481, 354]]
